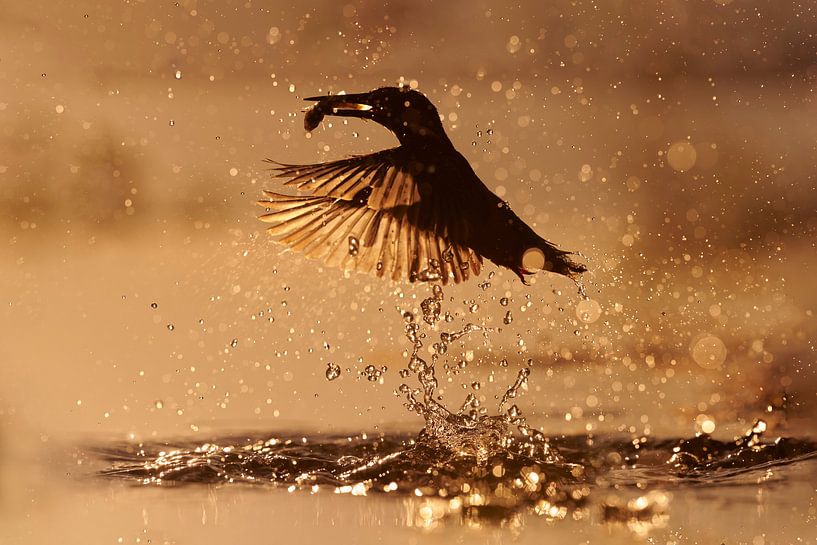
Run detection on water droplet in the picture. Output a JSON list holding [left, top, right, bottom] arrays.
[[348, 236, 360, 256], [522, 248, 545, 271], [150, 302, 158, 309], [421, 294, 442, 325], [667, 141, 697, 172], [325, 363, 341, 381], [361, 364, 384, 382], [690, 334, 727, 369], [575, 298, 602, 323], [432, 285, 443, 300], [408, 355, 425, 372], [503, 311, 513, 325], [167, 324, 175, 331], [507, 404, 522, 419], [417, 259, 442, 281]]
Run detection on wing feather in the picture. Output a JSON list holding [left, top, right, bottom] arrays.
[[268, 150, 418, 210], [260, 149, 483, 284]]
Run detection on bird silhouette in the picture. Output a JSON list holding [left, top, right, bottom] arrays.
[[259, 86, 585, 285]]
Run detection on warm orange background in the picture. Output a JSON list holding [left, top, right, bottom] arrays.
[[1, 1, 816, 540]]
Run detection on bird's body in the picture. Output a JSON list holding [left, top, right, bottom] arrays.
[[259, 87, 585, 285]]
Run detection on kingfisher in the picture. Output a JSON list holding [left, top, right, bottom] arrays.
[[259, 86, 585, 285]]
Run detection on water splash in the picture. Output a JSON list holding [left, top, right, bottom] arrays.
[[95, 420, 816, 528], [95, 284, 817, 529], [393, 285, 562, 465], [360, 364, 386, 382]]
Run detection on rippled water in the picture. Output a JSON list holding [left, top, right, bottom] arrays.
[[95, 422, 817, 528]]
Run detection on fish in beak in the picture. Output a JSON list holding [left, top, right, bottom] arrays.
[[303, 93, 375, 131]]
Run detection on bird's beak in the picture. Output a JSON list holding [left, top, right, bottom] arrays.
[[305, 93, 375, 118]]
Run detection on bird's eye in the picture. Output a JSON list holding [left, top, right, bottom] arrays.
[[404, 101, 411, 107]]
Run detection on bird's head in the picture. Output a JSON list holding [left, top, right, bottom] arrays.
[[304, 87, 448, 145]]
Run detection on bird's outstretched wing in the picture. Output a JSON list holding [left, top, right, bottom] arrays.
[[258, 150, 482, 284], [266, 149, 422, 210]]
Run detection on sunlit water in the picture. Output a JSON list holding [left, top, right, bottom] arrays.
[[96, 423, 817, 527], [95, 284, 817, 530], [3, 2, 817, 543]]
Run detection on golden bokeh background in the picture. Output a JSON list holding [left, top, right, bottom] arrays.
[[1, 1, 816, 541]]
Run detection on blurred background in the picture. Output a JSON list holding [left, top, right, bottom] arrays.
[[1, 0, 816, 538]]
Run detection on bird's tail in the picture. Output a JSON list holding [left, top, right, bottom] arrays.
[[543, 243, 587, 279]]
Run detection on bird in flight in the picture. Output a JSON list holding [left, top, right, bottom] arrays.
[[259, 86, 585, 285]]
